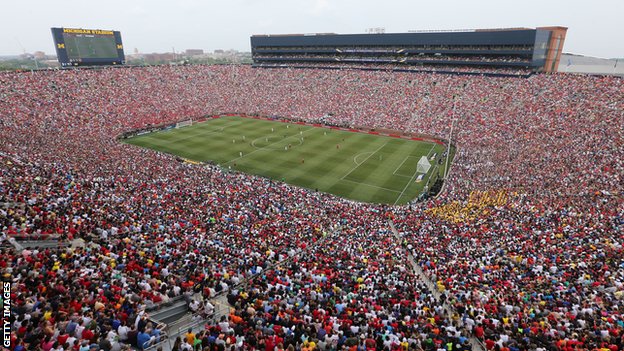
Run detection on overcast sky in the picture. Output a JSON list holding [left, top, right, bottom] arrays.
[[2, 0, 623, 58]]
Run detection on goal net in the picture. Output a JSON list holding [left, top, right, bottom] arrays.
[[417, 156, 431, 174], [175, 119, 193, 129]]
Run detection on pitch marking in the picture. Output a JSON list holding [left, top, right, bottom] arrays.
[[151, 121, 243, 144], [353, 152, 373, 166], [251, 136, 303, 150], [393, 143, 439, 205], [340, 178, 401, 193], [224, 127, 316, 165], [340, 142, 388, 180]]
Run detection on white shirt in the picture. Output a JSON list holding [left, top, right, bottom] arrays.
[[117, 325, 129, 341], [75, 325, 85, 339], [204, 302, 215, 315]]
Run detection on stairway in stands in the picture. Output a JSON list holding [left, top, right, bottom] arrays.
[[389, 221, 487, 351]]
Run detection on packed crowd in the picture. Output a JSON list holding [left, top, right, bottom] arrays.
[[253, 54, 531, 64], [215, 218, 475, 351], [1, 65, 622, 351], [252, 62, 534, 76], [254, 45, 532, 53]]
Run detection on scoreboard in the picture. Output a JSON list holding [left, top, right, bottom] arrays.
[[51, 27, 125, 67]]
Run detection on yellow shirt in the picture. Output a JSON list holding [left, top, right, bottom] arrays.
[[185, 332, 195, 345]]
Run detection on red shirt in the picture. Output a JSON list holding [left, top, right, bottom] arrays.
[[82, 329, 94, 342], [57, 334, 69, 346], [474, 325, 484, 338]]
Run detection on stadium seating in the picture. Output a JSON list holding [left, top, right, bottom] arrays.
[[1, 65, 622, 351]]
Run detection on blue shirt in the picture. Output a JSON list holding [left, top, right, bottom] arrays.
[[137, 331, 151, 350]]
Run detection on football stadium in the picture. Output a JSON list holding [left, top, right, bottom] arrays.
[[1, 22, 623, 351]]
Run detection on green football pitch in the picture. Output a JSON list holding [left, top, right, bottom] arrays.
[[124, 116, 453, 205]]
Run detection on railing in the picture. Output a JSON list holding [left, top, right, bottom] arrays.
[[142, 331, 169, 351], [166, 308, 215, 334], [5, 237, 23, 250], [176, 314, 211, 336], [165, 313, 192, 334], [147, 295, 185, 312]]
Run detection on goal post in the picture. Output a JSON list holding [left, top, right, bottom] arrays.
[[175, 119, 193, 129], [417, 156, 431, 174]]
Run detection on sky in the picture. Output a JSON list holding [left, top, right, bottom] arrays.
[[2, 0, 623, 58]]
